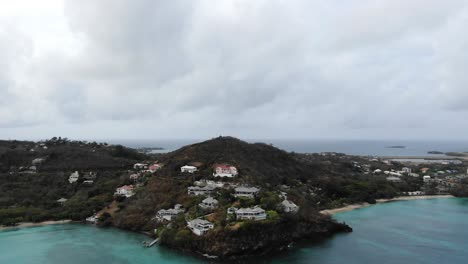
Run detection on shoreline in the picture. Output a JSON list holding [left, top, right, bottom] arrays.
[[0, 220, 73, 231], [320, 195, 455, 215]]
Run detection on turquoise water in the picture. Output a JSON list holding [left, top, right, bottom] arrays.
[[0, 224, 202, 264], [1, 198, 468, 263], [273, 198, 468, 264]]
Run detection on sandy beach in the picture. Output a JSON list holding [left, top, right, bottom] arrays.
[[320, 195, 454, 215], [0, 220, 73, 231]]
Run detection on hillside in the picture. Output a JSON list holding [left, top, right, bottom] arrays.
[[112, 137, 353, 258]]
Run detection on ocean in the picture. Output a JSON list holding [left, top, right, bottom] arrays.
[[1, 198, 467, 264], [107, 139, 468, 156]]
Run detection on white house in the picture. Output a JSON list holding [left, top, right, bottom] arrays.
[[188, 186, 215, 196], [199, 197, 219, 209], [402, 167, 412, 174], [386, 176, 402, 182], [423, 175, 431, 183], [187, 219, 214, 236], [134, 163, 148, 170], [57, 198, 68, 205], [155, 204, 184, 221], [68, 171, 79, 183], [280, 199, 299, 213], [115, 185, 135, 197], [181, 165, 198, 173], [235, 206, 267, 221], [373, 169, 382, 174], [234, 187, 260, 198], [213, 164, 238, 177]]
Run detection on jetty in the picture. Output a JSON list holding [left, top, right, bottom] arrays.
[[143, 238, 159, 248]]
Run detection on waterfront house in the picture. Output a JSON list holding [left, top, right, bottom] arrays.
[[213, 164, 238, 177], [280, 199, 299, 213], [188, 186, 215, 196], [68, 171, 79, 184], [234, 186, 260, 198], [181, 165, 198, 173], [199, 197, 219, 209], [155, 204, 184, 221], [187, 219, 214, 236], [115, 185, 135, 197], [235, 206, 267, 221]]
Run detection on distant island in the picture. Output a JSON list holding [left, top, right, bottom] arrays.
[[428, 151, 445, 155], [386, 146, 406, 149], [1, 136, 468, 259]]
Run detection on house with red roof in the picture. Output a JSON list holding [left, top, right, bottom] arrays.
[[213, 164, 238, 177]]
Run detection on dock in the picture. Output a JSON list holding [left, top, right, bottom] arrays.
[[143, 238, 159, 248]]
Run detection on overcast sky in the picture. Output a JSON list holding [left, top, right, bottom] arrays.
[[1, 0, 468, 141]]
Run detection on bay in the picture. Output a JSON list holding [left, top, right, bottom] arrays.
[[2, 198, 468, 264]]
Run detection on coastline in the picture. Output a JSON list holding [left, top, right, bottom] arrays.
[[0, 220, 73, 231], [320, 195, 455, 215]]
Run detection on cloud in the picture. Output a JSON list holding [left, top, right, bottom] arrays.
[[1, 0, 468, 139]]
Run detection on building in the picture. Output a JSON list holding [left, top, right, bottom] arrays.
[[83, 172, 97, 180], [129, 173, 140, 181], [32, 158, 45, 165], [423, 175, 431, 183], [83, 180, 94, 185], [155, 204, 184, 221], [115, 185, 135, 197], [213, 164, 238, 177], [149, 163, 161, 173], [280, 199, 299, 213], [386, 176, 402, 183], [187, 219, 214, 236], [57, 198, 68, 205], [234, 186, 260, 198], [68, 171, 79, 183], [134, 163, 148, 170], [373, 169, 382, 174], [235, 206, 267, 221], [188, 186, 215, 196], [181, 165, 198, 173], [402, 167, 412, 174], [199, 197, 219, 209]]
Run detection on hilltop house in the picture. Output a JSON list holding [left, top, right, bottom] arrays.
[[129, 173, 140, 181], [280, 199, 299, 213], [181, 165, 198, 173], [423, 175, 431, 183], [235, 206, 267, 221], [188, 186, 215, 196], [149, 163, 161, 173], [199, 197, 219, 209], [187, 219, 214, 236], [115, 185, 135, 197], [134, 163, 148, 170], [155, 204, 184, 221], [213, 164, 238, 177], [234, 186, 260, 198], [68, 171, 79, 183]]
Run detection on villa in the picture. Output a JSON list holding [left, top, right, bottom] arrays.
[[181, 165, 198, 173], [280, 199, 299, 213], [187, 219, 214, 236], [68, 171, 79, 184], [155, 204, 184, 221], [188, 186, 215, 196], [134, 163, 148, 170], [149, 163, 161, 173], [234, 186, 260, 198], [199, 197, 219, 209], [235, 206, 267, 221], [213, 164, 238, 177], [57, 198, 67, 205], [115, 185, 135, 197]]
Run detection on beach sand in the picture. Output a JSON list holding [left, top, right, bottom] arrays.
[[320, 195, 454, 215], [0, 220, 73, 231]]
